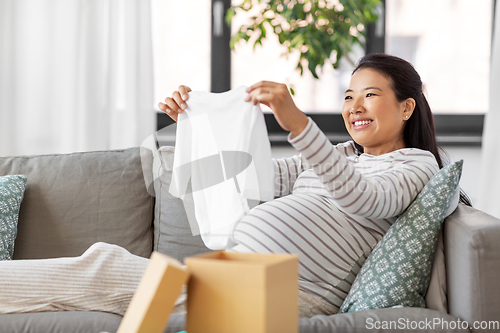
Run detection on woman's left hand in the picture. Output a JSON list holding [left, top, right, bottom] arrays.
[[245, 81, 308, 138]]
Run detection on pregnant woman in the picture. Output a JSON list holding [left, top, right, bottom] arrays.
[[160, 53, 470, 316]]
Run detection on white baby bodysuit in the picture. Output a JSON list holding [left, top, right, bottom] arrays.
[[169, 86, 274, 250]]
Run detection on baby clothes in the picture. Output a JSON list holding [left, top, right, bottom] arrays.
[[170, 86, 274, 250]]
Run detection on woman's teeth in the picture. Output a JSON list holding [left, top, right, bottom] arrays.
[[354, 120, 372, 126]]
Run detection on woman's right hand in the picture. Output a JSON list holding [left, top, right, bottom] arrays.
[[158, 85, 192, 122]]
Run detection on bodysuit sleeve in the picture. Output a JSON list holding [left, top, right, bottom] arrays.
[[289, 118, 439, 219]]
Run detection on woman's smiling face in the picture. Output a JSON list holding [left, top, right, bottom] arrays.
[[342, 68, 414, 156]]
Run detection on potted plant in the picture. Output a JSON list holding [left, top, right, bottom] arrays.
[[227, 0, 381, 79]]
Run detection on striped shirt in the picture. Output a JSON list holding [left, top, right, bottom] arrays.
[[231, 118, 439, 314]]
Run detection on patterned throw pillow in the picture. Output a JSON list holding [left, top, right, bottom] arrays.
[[339, 160, 463, 313], [0, 175, 28, 260]]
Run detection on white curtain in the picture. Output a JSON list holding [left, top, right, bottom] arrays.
[[478, 3, 500, 218], [0, 0, 154, 156]]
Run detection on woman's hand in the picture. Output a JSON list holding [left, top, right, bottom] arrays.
[[245, 81, 308, 138], [158, 85, 192, 122]]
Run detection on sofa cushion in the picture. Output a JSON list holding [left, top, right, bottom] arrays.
[[340, 160, 463, 313], [0, 148, 154, 259], [0, 175, 27, 260], [0, 311, 122, 333], [164, 308, 470, 333], [425, 228, 448, 313], [152, 146, 210, 262]]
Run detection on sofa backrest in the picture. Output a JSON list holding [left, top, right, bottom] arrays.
[[0, 148, 154, 259], [444, 204, 500, 329]]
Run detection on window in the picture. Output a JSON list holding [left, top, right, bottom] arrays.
[[152, 1, 493, 114], [229, 0, 493, 114], [153, 0, 492, 145], [230, 2, 365, 113], [385, 0, 492, 114], [231, 31, 362, 113]]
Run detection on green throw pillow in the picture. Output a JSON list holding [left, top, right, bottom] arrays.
[[0, 175, 28, 260], [339, 160, 463, 313]]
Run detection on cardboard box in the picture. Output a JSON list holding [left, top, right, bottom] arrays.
[[185, 250, 299, 333], [117, 251, 189, 333]]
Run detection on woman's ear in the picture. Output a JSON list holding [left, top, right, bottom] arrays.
[[403, 98, 416, 120]]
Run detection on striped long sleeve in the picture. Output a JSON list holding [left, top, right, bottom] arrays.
[[272, 138, 358, 198], [288, 118, 439, 219], [231, 118, 440, 314], [272, 155, 308, 198]]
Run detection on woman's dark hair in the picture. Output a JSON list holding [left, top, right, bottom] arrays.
[[351, 53, 471, 206]]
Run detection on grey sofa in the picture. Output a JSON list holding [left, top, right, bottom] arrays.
[[0, 147, 499, 333]]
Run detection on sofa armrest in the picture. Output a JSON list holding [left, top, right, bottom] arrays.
[[444, 204, 500, 332]]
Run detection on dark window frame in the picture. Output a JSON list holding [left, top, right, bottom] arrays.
[[210, 0, 232, 93]]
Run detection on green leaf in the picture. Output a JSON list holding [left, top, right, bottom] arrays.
[[229, 0, 381, 78], [261, 24, 267, 38], [290, 33, 304, 48], [225, 7, 236, 26], [298, 62, 304, 76], [278, 31, 286, 44], [229, 35, 238, 50], [308, 57, 319, 79]]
